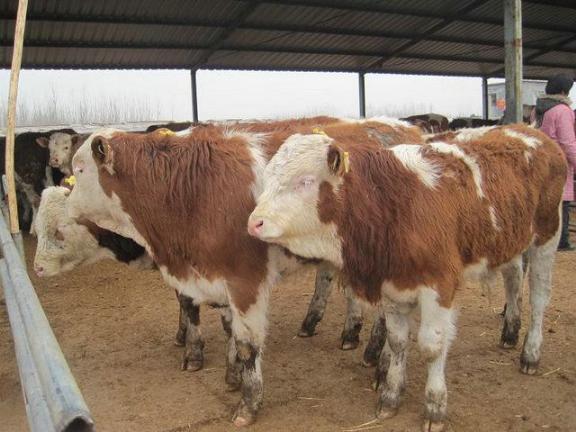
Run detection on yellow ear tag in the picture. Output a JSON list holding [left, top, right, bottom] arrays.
[[342, 151, 350, 174], [157, 128, 175, 136], [312, 127, 328, 136], [64, 176, 76, 186]]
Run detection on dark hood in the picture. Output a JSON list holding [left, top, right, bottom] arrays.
[[534, 94, 572, 127]]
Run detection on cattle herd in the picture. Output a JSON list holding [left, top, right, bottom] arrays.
[[1, 111, 566, 432]]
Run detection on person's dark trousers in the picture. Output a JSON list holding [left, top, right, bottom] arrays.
[[559, 200, 573, 249]]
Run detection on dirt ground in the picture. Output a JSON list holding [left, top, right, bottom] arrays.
[[1, 236, 575, 432]]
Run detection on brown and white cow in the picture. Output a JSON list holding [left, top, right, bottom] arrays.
[[248, 124, 566, 431], [65, 117, 424, 426], [37, 132, 88, 176], [400, 113, 449, 133]]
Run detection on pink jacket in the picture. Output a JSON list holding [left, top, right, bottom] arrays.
[[539, 104, 576, 201]]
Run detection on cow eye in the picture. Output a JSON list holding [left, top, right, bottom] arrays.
[[64, 146, 69, 150], [295, 175, 316, 191]]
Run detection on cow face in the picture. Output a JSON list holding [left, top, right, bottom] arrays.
[[248, 133, 345, 264], [33, 187, 103, 277], [44, 132, 80, 169], [67, 129, 144, 245]]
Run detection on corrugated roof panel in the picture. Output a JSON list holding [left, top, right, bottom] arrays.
[[227, 29, 409, 54], [401, 40, 505, 62], [535, 50, 576, 68], [435, 21, 503, 43], [522, 1, 576, 30]]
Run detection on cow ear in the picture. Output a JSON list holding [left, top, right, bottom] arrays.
[[71, 134, 81, 145], [36, 137, 49, 147], [327, 145, 351, 177], [91, 136, 114, 173]]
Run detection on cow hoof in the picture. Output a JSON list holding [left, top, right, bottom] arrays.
[[341, 339, 360, 351], [297, 328, 315, 338], [362, 356, 379, 368], [422, 419, 445, 432], [232, 403, 256, 427], [376, 406, 398, 420], [499, 341, 517, 350], [520, 360, 538, 375], [181, 358, 203, 372]]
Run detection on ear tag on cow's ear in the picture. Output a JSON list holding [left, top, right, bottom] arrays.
[[312, 128, 328, 136], [157, 128, 175, 136], [342, 151, 350, 174], [64, 176, 76, 186]]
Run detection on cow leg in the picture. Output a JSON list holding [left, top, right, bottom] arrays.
[[362, 311, 387, 367], [418, 288, 457, 432], [220, 306, 242, 392], [500, 255, 523, 348], [44, 166, 55, 187], [179, 295, 204, 372], [376, 306, 410, 420], [298, 265, 334, 337], [521, 228, 559, 375], [174, 290, 187, 346], [341, 286, 363, 350], [230, 291, 269, 427]]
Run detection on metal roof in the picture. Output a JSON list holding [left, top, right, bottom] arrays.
[[1, 0, 575, 78]]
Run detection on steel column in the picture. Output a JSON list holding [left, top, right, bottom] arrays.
[[358, 72, 366, 118], [504, 0, 523, 124], [482, 76, 489, 120], [191, 69, 199, 123]]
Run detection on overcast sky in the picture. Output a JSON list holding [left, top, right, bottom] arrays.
[[0, 68, 540, 126]]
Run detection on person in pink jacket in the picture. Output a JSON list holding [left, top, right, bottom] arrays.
[[534, 74, 576, 251]]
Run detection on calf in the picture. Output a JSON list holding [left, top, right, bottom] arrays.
[[66, 118, 423, 426], [248, 124, 566, 431], [448, 117, 499, 130], [37, 132, 88, 176]]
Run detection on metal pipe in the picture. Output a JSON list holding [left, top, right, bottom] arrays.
[[504, 0, 523, 124], [482, 76, 489, 120], [0, 259, 56, 432], [191, 69, 199, 123], [358, 72, 366, 118], [0, 213, 94, 432], [1, 174, 25, 261]]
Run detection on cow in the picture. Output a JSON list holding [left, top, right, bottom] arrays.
[[37, 132, 89, 176], [0, 129, 75, 233], [65, 117, 425, 426], [448, 117, 500, 130], [247, 124, 566, 431], [145, 121, 194, 133], [400, 114, 449, 133]]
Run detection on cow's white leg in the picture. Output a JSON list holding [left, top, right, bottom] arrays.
[[30, 205, 38, 236], [230, 286, 270, 427], [341, 285, 364, 350], [178, 294, 204, 372], [44, 166, 55, 187], [298, 265, 334, 337], [363, 310, 387, 367], [521, 227, 559, 374], [500, 255, 523, 348], [376, 307, 409, 420], [219, 306, 242, 392], [418, 288, 456, 432]]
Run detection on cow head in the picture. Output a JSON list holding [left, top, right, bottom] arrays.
[[67, 129, 145, 245], [33, 186, 106, 277], [38, 132, 82, 170], [248, 133, 346, 265]]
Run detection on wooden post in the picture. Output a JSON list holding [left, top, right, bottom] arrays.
[[5, 0, 29, 235], [191, 68, 199, 123], [358, 72, 366, 118], [504, 0, 523, 124], [482, 76, 489, 120]]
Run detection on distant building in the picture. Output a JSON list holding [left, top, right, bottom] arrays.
[[488, 80, 546, 120]]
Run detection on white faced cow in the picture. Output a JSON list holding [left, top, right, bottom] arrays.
[[248, 124, 566, 431]]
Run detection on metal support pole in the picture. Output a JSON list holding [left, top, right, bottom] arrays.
[[504, 0, 523, 124], [5, 0, 28, 236], [191, 68, 199, 123], [358, 72, 366, 118], [482, 77, 489, 120]]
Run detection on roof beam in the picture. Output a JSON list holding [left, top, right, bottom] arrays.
[[249, 0, 576, 34], [2, 12, 576, 55], [367, 0, 489, 69], [2, 39, 572, 71]]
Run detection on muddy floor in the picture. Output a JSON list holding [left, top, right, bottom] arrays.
[[1, 236, 575, 432]]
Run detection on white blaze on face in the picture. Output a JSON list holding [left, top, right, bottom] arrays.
[[48, 133, 74, 170], [67, 129, 146, 247], [249, 133, 343, 265], [34, 186, 108, 277]]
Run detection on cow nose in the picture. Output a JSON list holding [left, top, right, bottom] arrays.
[[34, 264, 44, 276], [247, 218, 264, 237]]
